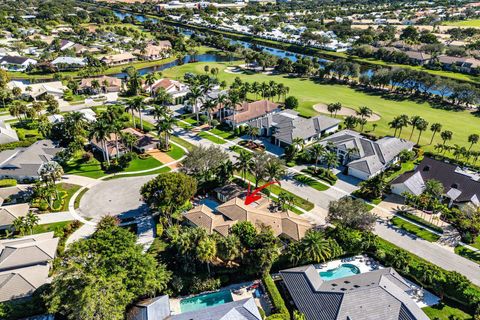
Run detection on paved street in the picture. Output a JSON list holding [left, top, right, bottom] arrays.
[[375, 221, 480, 286]]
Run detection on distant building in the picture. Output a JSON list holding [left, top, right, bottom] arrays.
[[280, 265, 429, 320], [145, 78, 189, 104], [80, 75, 123, 93], [100, 52, 136, 66], [0, 56, 37, 71], [216, 100, 281, 127], [391, 157, 480, 208], [7, 81, 66, 100], [320, 130, 414, 180], [134, 42, 172, 61], [51, 56, 87, 71], [0, 121, 19, 145]]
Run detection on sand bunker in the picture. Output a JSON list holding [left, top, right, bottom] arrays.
[[314, 103, 381, 122]]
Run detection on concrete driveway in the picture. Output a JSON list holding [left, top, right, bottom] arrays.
[[78, 175, 155, 220]]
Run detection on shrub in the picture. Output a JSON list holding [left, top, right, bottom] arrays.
[[0, 179, 17, 188], [262, 275, 289, 319], [82, 152, 93, 162], [189, 276, 221, 294]]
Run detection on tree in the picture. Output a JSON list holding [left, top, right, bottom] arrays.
[[430, 123, 442, 145], [323, 151, 339, 172], [277, 191, 295, 211], [246, 125, 260, 142], [145, 73, 158, 97], [217, 234, 241, 264], [156, 114, 176, 150], [38, 161, 64, 187], [45, 225, 171, 320], [188, 85, 204, 123], [298, 230, 332, 263], [181, 145, 229, 184], [327, 102, 342, 117], [468, 133, 479, 151], [308, 144, 326, 172], [408, 115, 423, 141], [196, 237, 217, 275], [250, 152, 271, 188], [441, 130, 453, 146], [356, 106, 372, 120], [265, 157, 285, 185], [328, 197, 378, 231], [284, 96, 298, 109], [141, 172, 197, 224], [424, 179, 444, 199], [344, 115, 357, 129], [235, 150, 252, 181], [415, 118, 429, 145], [89, 119, 112, 165], [359, 172, 387, 200]]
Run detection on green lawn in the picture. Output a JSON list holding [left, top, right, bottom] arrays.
[[32, 221, 72, 235], [162, 61, 480, 153], [58, 183, 81, 211], [471, 235, 480, 250], [104, 166, 171, 180], [123, 156, 162, 172], [74, 188, 89, 209], [198, 131, 227, 144], [455, 246, 480, 264], [385, 161, 416, 183], [167, 144, 186, 160], [171, 135, 195, 151], [391, 217, 441, 242], [293, 174, 330, 191], [210, 127, 238, 140], [423, 303, 473, 320]]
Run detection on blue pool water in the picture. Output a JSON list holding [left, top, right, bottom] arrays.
[[180, 290, 233, 313], [199, 198, 219, 210], [319, 264, 360, 281]]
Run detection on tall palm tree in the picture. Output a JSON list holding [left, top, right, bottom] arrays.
[[126, 96, 145, 130], [468, 133, 479, 151], [415, 118, 429, 145], [25, 212, 39, 235], [203, 99, 217, 126], [154, 88, 173, 106], [235, 150, 252, 180], [265, 159, 285, 185], [300, 230, 332, 263], [90, 119, 112, 165], [429, 123, 442, 145], [441, 130, 453, 146], [156, 114, 176, 150], [356, 106, 372, 120], [188, 85, 203, 123], [215, 93, 228, 123], [408, 115, 423, 141], [227, 92, 241, 128], [308, 144, 326, 172], [91, 79, 101, 93], [324, 151, 339, 172], [145, 73, 158, 97], [247, 125, 260, 142], [397, 114, 409, 137], [292, 137, 305, 152], [196, 237, 217, 275]]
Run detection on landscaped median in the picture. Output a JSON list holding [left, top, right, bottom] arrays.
[[292, 173, 330, 191], [455, 246, 480, 264]]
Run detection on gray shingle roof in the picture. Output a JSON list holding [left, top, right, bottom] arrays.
[[321, 130, 414, 175], [280, 265, 429, 320], [171, 298, 262, 320], [0, 264, 49, 302]]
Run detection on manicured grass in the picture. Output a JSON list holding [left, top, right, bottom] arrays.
[[32, 221, 72, 235], [123, 156, 162, 172], [390, 216, 441, 242], [385, 161, 416, 183], [293, 173, 330, 191], [59, 183, 81, 211], [171, 135, 195, 151], [423, 303, 473, 320], [63, 157, 106, 179], [104, 166, 171, 180], [197, 131, 227, 144], [167, 144, 186, 160], [74, 188, 89, 209], [455, 246, 480, 264], [162, 61, 480, 153], [471, 235, 480, 250], [209, 127, 238, 140]]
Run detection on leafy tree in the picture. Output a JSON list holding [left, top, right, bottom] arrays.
[[141, 172, 197, 224], [358, 172, 387, 200], [181, 145, 229, 185], [284, 96, 298, 109], [45, 225, 171, 320], [328, 197, 377, 231], [231, 221, 257, 248]]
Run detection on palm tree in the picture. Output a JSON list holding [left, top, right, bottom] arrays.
[[215, 93, 228, 123], [251, 81, 261, 100], [91, 79, 101, 94], [468, 133, 479, 151], [25, 212, 39, 235], [327, 102, 342, 117], [156, 114, 176, 150], [188, 85, 203, 124], [203, 99, 217, 126], [441, 130, 453, 146], [265, 159, 285, 185], [12, 216, 27, 236], [415, 118, 429, 145], [308, 144, 326, 172], [247, 125, 260, 142], [358, 117, 367, 132], [344, 115, 357, 130], [196, 237, 217, 275], [235, 150, 252, 180], [292, 137, 305, 152], [145, 73, 158, 97], [278, 191, 295, 211], [356, 106, 372, 120], [408, 115, 423, 141], [397, 114, 409, 137], [125, 98, 139, 128], [89, 119, 112, 165], [299, 230, 332, 263], [324, 151, 339, 172], [429, 123, 442, 145], [227, 92, 241, 128]]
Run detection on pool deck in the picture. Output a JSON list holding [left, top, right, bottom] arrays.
[[169, 280, 271, 315], [315, 256, 439, 309]]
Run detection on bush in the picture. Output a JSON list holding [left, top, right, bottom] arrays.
[[302, 167, 337, 185], [395, 210, 444, 234], [262, 275, 289, 319], [189, 276, 221, 294], [82, 152, 93, 162], [0, 179, 17, 188]]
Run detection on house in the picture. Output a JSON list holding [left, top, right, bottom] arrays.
[[80, 75, 123, 93], [437, 55, 480, 74], [134, 42, 172, 60], [58, 39, 75, 51], [0, 140, 62, 181], [0, 56, 37, 71], [128, 295, 261, 320], [214, 183, 245, 202], [78, 108, 97, 122], [7, 81, 66, 99], [0, 203, 30, 230], [280, 265, 429, 320], [145, 78, 189, 104], [121, 127, 159, 153], [185, 196, 312, 241], [320, 130, 414, 180], [0, 232, 58, 302], [100, 52, 136, 66], [404, 50, 432, 65], [391, 157, 480, 208], [0, 121, 19, 145], [47, 114, 64, 124], [246, 110, 340, 147], [90, 132, 128, 160], [51, 56, 87, 71], [220, 100, 281, 127]]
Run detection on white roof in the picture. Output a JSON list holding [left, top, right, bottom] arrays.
[[51, 57, 87, 66]]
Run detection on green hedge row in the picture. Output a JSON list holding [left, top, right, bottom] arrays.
[[301, 167, 337, 185], [0, 179, 17, 188], [262, 275, 289, 320]]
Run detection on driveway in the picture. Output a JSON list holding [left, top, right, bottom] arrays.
[[375, 220, 480, 286], [78, 175, 155, 220]]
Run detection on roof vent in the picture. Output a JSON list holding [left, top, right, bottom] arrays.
[[423, 166, 430, 172], [340, 288, 347, 291], [344, 280, 351, 284], [451, 183, 459, 189]]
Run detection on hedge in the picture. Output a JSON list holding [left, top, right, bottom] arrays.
[[262, 275, 289, 320], [301, 167, 337, 185], [0, 179, 17, 188]]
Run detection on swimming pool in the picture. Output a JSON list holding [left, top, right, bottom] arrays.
[[199, 198, 219, 210], [180, 290, 233, 313], [319, 264, 361, 281]]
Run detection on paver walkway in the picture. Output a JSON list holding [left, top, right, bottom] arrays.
[[147, 149, 178, 169], [38, 211, 75, 224]]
